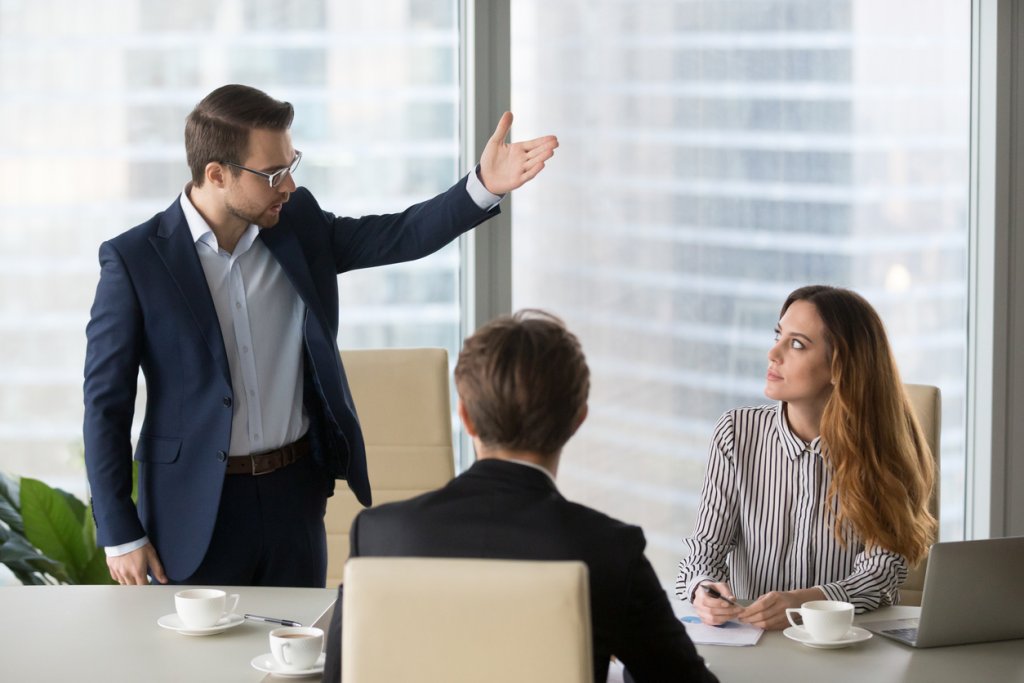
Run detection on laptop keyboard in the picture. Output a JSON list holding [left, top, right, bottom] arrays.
[[883, 627, 919, 640]]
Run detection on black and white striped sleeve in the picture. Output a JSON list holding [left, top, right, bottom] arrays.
[[818, 544, 908, 611], [675, 411, 740, 602]]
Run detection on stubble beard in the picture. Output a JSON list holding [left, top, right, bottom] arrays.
[[226, 199, 279, 230]]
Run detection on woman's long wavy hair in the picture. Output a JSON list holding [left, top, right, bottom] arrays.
[[782, 285, 937, 566]]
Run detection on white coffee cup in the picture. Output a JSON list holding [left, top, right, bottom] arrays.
[[786, 600, 855, 642], [174, 588, 240, 629], [269, 626, 324, 671]]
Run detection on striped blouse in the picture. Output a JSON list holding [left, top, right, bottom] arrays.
[[675, 403, 907, 613]]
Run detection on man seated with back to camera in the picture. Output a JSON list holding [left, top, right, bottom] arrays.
[[323, 309, 718, 683]]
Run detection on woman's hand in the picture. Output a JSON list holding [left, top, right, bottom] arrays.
[[692, 580, 743, 626], [739, 587, 827, 630]]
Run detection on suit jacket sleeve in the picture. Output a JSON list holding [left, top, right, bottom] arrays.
[[676, 411, 740, 601], [321, 173, 500, 273], [617, 540, 719, 683], [82, 240, 146, 546]]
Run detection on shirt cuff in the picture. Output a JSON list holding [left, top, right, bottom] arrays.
[[105, 536, 149, 557], [466, 165, 503, 211], [817, 582, 850, 603], [686, 576, 716, 603]]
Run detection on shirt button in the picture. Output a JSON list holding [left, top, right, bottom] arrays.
[[223, 396, 232, 407], [235, 302, 242, 310], [242, 346, 249, 354], [216, 451, 227, 462]]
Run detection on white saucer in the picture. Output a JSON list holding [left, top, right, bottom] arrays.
[[157, 612, 244, 636], [250, 652, 326, 678], [783, 625, 872, 649]]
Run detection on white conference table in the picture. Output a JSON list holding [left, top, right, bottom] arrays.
[[4, 585, 1023, 682], [673, 603, 1024, 683], [0, 584, 336, 682]]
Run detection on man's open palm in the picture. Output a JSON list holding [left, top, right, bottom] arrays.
[[478, 112, 558, 195]]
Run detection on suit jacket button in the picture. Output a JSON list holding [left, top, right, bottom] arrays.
[[223, 396, 232, 407], [217, 451, 227, 462]]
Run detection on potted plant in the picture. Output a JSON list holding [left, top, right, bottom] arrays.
[[0, 471, 119, 585]]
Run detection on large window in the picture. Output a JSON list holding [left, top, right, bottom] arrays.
[[0, 1, 461, 524], [511, 0, 971, 586]]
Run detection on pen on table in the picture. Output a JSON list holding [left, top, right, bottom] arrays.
[[244, 614, 302, 627], [701, 584, 739, 607]]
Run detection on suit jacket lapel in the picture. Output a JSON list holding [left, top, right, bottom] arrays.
[[259, 226, 331, 333], [148, 199, 232, 389]]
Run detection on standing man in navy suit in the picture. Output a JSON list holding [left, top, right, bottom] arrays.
[[83, 84, 557, 587]]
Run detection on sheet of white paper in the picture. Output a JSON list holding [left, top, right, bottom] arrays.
[[680, 616, 764, 646]]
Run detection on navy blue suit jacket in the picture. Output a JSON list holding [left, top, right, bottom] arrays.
[[324, 459, 718, 683], [83, 176, 498, 580]]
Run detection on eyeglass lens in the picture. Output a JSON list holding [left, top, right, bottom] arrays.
[[270, 153, 302, 187]]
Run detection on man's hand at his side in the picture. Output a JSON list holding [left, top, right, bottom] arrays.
[[107, 542, 168, 585], [478, 112, 559, 195]]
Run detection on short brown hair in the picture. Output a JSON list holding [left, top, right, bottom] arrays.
[[184, 84, 294, 186], [455, 310, 589, 456]]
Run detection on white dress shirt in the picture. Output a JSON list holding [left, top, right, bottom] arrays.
[[181, 191, 308, 458], [501, 457, 558, 487], [675, 403, 908, 613]]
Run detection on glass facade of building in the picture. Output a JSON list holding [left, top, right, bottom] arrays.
[[511, 0, 970, 586], [0, 0, 974, 590], [0, 0, 462, 500]]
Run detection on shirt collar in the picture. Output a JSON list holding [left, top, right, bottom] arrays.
[[180, 183, 259, 255], [773, 402, 823, 460], [500, 457, 559, 488]]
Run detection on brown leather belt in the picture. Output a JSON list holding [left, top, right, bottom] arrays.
[[225, 435, 309, 476]]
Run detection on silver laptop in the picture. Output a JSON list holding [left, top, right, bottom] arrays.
[[863, 536, 1024, 647]]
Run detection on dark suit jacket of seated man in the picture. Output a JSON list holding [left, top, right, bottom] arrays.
[[324, 311, 717, 683]]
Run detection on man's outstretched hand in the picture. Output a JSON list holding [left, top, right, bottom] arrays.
[[478, 112, 558, 195]]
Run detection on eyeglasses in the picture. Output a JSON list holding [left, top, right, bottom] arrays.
[[222, 150, 302, 188]]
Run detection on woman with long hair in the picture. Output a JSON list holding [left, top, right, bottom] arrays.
[[676, 285, 936, 630]]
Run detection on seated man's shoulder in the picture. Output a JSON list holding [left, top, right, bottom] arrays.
[[558, 498, 647, 554], [356, 487, 436, 522]]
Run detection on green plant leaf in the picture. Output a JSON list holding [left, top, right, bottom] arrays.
[[0, 471, 24, 535], [80, 548, 115, 585], [132, 459, 139, 503], [83, 502, 97, 549], [20, 477, 89, 583], [55, 487, 86, 526], [79, 503, 114, 585], [0, 524, 70, 584], [0, 470, 117, 585]]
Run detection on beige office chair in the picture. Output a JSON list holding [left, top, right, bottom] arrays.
[[323, 348, 456, 586], [899, 383, 941, 606], [342, 557, 594, 683]]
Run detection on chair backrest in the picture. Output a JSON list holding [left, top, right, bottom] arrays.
[[899, 383, 941, 605], [342, 557, 594, 683], [323, 348, 456, 586]]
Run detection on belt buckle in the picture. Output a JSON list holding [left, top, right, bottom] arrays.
[[251, 454, 273, 476]]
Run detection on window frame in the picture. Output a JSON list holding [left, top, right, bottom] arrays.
[[966, 0, 1024, 538], [461, 0, 1024, 537]]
